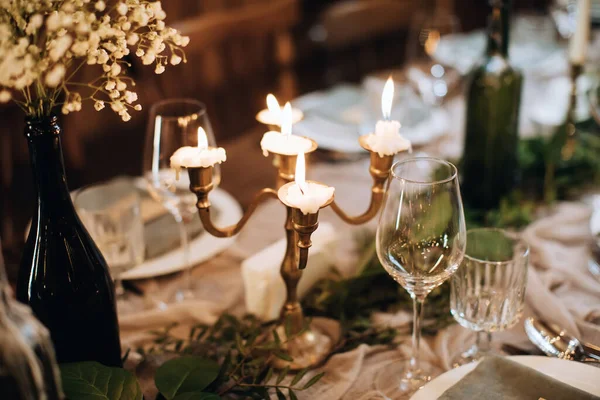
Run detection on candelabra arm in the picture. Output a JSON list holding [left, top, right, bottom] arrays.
[[188, 166, 278, 238], [330, 152, 394, 225]]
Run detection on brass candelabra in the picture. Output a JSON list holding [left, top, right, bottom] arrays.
[[185, 133, 395, 369]]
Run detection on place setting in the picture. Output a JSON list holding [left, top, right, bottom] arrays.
[[1, 0, 600, 400]]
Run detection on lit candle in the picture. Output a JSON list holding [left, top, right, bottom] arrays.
[[260, 102, 314, 156], [365, 77, 412, 157], [170, 127, 226, 178], [256, 93, 303, 126], [284, 152, 334, 215], [569, 0, 591, 65]]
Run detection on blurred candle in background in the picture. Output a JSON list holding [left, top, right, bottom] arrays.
[[256, 93, 303, 127]]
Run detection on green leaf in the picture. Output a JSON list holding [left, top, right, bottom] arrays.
[[275, 388, 286, 400], [274, 351, 293, 362], [291, 368, 309, 386], [276, 366, 290, 384], [289, 389, 299, 400], [302, 372, 325, 390], [155, 356, 220, 400], [264, 367, 274, 383], [173, 392, 221, 400], [60, 362, 142, 400], [272, 329, 281, 346]]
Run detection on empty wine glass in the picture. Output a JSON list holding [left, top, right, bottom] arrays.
[[405, 7, 462, 106], [450, 228, 529, 366], [143, 99, 220, 303], [375, 157, 466, 399]]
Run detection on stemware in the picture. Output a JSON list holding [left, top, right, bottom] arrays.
[[74, 178, 145, 310], [143, 99, 220, 303], [405, 6, 461, 106], [375, 157, 466, 399], [450, 228, 529, 366]]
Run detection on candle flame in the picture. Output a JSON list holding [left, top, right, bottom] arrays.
[[266, 93, 281, 116], [382, 77, 394, 120], [295, 151, 307, 194], [281, 102, 292, 137], [197, 127, 208, 149]]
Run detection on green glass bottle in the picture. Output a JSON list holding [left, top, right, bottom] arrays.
[[461, 0, 523, 210]]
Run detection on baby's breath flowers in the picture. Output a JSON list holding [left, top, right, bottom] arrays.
[[0, 0, 189, 120]]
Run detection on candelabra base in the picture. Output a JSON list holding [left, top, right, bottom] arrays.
[[271, 323, 333, 370]]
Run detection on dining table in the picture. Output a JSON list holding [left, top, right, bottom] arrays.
[[116, 70, 600, 398]]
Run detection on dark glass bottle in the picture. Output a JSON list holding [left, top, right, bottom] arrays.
[[17, 115, 122, 367], [0, 239, 63, 399], [461, 0, 523, 210]]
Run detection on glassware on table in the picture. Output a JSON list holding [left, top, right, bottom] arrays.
[[405, 7, 461, 106], [450, 228, 529, 366], [74, 177, 145, 304], [375, 157, 467, 399], [143, 99, 220, 303]]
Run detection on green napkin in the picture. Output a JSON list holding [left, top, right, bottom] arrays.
[[438, 356, 600, 400]]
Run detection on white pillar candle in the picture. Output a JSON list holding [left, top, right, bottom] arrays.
[[284, 152, 334, 215], [260, 102, 313, 156], [256, 93, 303, 126], [170, 127, 226, 178], [364, 77, 412, 157], [569, 0, 591, 65]]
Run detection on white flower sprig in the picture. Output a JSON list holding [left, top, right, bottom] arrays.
[[0, 0, 189, 120]]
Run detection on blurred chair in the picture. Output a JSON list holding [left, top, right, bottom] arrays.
[[316, 0, 417, 50], [306, 0, 418, 84]]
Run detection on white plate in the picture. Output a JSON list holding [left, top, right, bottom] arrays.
[[293, 84, 448, 154], [410, 356, 600, 400], [120, 179, 242, 280], [26, 176, 243, 280]]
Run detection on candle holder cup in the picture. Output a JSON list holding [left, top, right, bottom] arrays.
[[185, 132, 398, 369]]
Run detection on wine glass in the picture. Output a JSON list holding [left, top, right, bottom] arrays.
[[450, 228, 529, 366], [143, 99, 220, 304], [405, 7, 461, 106], [375, 157, 466, 399]]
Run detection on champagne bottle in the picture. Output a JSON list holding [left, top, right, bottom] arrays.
[[461, 0, 522, 210], [17, 116, 122, 367], [0, 239, 63, 399]]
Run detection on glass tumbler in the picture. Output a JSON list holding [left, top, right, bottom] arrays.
[[450, 228, 529, 366], [75, 177, 145, 300]]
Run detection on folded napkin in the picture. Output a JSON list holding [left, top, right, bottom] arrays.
[[438, 356, 600, 400]]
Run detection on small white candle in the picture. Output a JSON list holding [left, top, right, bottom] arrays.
[[256, 93, 303, 126], [569, 0, 591, 65], [260, 102, 313, 156], [284, 152, 334, 215], [365, 77, 412, 157], [170, 127, 226, 178]]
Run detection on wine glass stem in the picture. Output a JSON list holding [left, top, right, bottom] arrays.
[[175, 214, 191, 293], [410, 295, 426, 373]]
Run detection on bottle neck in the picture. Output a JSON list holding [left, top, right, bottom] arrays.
[[486, 1, 510, 57], [25, 116, 74, 212]]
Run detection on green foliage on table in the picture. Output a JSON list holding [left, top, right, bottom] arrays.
[[59, 362, 142, 400], [136, 315, 324, 400], [155, 356, 220, 399], [459, 131, 600, 228]]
